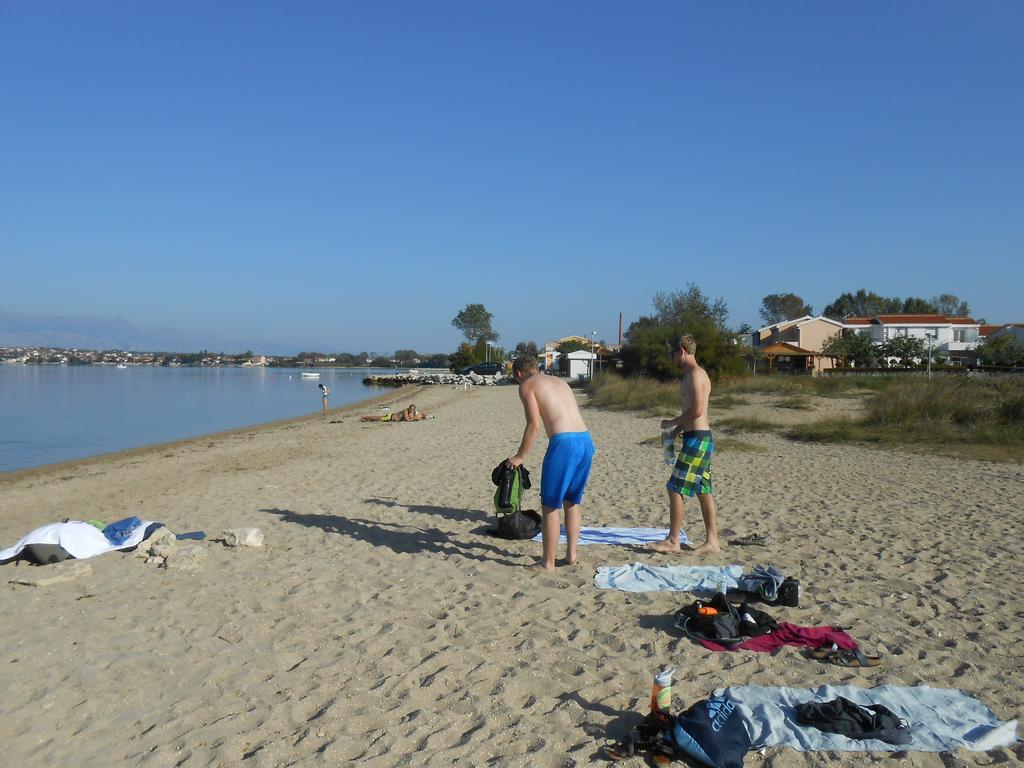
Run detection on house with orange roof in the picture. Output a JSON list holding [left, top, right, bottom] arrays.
[[752, 313, 986, 370], [750, 315, 846, 373], [840, 314, 981, 365]]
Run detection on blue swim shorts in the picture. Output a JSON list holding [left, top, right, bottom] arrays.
[[540, 431, 595, 509]]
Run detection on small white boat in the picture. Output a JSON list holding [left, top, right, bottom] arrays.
[[116, 364, 128, 369], [300, 371, 320, 378]]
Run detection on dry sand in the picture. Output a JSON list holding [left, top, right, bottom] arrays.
[[1, 385, 1021, 767]]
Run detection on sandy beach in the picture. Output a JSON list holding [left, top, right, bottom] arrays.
[[1, 384, 1021, 767]]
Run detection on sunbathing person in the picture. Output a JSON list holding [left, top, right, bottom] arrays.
[[361, 404, 429, 422]]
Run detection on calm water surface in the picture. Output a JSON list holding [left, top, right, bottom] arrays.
[[0, 365, 405, 473]]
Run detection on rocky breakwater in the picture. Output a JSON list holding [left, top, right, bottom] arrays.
[[362, 369, 509, 387]]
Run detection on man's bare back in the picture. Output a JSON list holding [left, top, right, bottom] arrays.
[[518, 373, 588, 437]]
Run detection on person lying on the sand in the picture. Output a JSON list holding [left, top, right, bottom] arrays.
[[360, 404, 430, 422]]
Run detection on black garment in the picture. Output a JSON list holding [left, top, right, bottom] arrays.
[[490, 461, 532, 509], [795, 697, 911, 745]]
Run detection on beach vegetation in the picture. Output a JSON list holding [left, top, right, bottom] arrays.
[[775, 395, 814, 410], [586, 373, 678, 414], [714, 437, 768, 453], [788, 378, 1024, 460], [619, 283, 746, 380], [590, 370, 1024, 461], [718, 416, 784, 433]]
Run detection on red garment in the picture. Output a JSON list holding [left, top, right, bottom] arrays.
[[698, 622, 859, 653]]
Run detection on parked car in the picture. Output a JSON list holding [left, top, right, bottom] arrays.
[[461, 362, 506, 376]]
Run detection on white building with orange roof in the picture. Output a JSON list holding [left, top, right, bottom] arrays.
[[841, 314, 981, 365]]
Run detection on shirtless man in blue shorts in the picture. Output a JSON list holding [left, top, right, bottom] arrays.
[[648, 333, 721, 555], [506, 355, 595, 571]]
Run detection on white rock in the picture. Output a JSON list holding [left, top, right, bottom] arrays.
[[222, 528, 264, 547]]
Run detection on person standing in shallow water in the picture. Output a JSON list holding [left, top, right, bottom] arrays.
[[506, 356, 595, 572], [319, 383, 330, 414], [648, 333, 721, 555]]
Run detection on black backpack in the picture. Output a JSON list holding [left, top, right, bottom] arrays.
[[489, 462, 540, 540], [673, 593, 778, 645]]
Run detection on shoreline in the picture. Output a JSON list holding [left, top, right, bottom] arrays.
[[0, 384, 424, 484]]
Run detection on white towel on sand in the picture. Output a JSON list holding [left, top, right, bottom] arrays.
[[0, 521, 158, 562], [595, 562, 743, 592]]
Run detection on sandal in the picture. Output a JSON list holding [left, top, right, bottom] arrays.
[[810, 646, 881, 667], [729, 533, 769, 546]]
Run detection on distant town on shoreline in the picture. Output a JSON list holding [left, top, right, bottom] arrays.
[[0, 346, 449, 369]]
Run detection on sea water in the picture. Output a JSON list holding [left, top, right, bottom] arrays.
[[0, 365, 405, 473]]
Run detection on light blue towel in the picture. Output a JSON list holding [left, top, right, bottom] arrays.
[[595, 562, 743, 592], [532, 526, 677, 546], [718, 684, 1019, 752]]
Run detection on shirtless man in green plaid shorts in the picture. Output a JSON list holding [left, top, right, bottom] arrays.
[[648, 333, 721, 555]]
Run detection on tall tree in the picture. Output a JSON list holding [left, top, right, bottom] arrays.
[[622, 284, 744, 379], [452, 303, 498, 346], [822, 289, 901, 320], [932, 293, 970, 317], [394, 349, 419, 365], [653, 283, 729, 330], [759, 293, 813, 325], [901, 297, 938, 314], [514, 340, 539, 358]]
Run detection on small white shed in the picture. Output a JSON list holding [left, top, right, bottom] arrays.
[[566, 350, 597, 380]]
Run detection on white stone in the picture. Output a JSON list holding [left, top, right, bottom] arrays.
[[222, 528, 264, 547]]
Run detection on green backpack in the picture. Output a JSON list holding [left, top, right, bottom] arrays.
[[490, 463, 539, 539]]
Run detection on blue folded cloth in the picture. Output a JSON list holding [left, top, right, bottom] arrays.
[[102, 517, 144, 546]]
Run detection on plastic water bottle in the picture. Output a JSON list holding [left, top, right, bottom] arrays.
[[650, 667, 675, 713], [661, 428, 676, 466], [717, 571, 727, 595]]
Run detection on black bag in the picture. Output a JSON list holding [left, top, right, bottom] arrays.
[[494, 509, 541, 540], [674, 593, 778, 645], [776, 577, 801, 607], [489, 462, 539, 540]]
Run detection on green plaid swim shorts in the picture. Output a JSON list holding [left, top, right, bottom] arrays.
[[666, 430, 713, 496]]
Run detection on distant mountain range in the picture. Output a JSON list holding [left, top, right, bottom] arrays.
[[0, 311, 296, 355]]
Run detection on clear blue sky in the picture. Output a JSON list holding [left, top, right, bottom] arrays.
[[2, 1, 1021, 354]]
